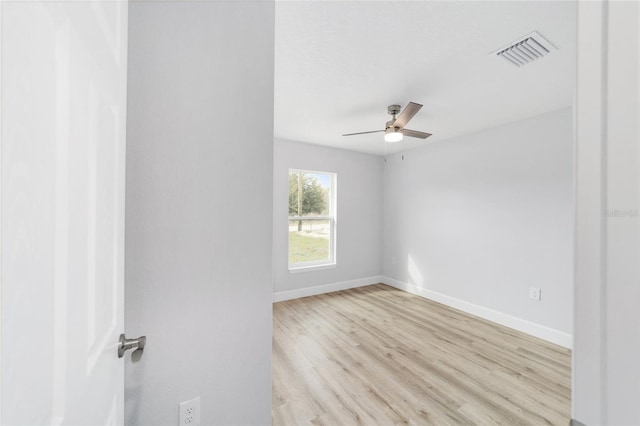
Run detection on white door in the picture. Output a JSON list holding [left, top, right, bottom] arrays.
[[1, 1, 129, 424]]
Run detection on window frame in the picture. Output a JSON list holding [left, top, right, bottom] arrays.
[[287, 169, 337, 272]]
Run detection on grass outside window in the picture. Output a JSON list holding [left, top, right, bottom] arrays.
[[288, 219, 331, 264]]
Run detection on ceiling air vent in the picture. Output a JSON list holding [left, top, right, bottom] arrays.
[[491, 31, 557, 67]]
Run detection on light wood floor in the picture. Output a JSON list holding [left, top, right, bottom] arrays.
[[272, 284, 571, 425]]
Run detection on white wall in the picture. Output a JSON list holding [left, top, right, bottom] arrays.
[[573, 1, 640, 424], [125, 2, 274, 425], [273, 139, 383, 297], [382, 108, 574, 346]]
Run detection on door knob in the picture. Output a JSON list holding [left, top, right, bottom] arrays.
[[118, 333, 146, 362]]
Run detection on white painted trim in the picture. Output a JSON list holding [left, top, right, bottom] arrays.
[[273, 275, 383, 302], [382, 276, 573, 349], [288, 263, 336, 274]]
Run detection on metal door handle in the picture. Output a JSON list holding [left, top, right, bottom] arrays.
[[118, 333, 146, 362]]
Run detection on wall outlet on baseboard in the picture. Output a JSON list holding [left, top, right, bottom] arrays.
[[530, 287, 541, 301], [179, 397, 200, 425]]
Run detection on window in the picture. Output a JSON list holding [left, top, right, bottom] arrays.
[[288, 169, 336, 270]]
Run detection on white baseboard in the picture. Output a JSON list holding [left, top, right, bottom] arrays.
[[273, 275, 384, 302], [382, 276, 573, 349]]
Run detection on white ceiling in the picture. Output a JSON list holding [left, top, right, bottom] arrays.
[[274, 1, 576, 156]]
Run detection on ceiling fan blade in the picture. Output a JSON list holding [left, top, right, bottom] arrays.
[[401, 128, 432, 139], [342, 130, 385, 136], [393, 102, 423, 128]]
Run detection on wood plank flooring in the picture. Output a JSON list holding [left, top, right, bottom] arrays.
[[272, 284, 571, 425]]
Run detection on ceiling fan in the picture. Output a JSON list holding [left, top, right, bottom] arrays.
[[343, 102, 432, 143]]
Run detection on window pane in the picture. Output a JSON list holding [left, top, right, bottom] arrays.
[[288, 219, 330, 264], [288, 171, 331, 217]]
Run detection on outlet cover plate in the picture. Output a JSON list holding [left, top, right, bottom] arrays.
[[530, 287, 541, 301], [179, 397, 200, 426]]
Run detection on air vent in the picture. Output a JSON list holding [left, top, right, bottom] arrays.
[[491, 31, 557, 67]]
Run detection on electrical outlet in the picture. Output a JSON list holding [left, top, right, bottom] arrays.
[[179, 397, 200, 426], [530, 287, 541, 301], [391, 256, 397, 265]]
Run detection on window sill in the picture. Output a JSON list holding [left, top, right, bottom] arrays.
[[288, 263, 336, 274]]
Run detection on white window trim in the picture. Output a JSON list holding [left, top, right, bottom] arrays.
[[289, 262, 337, 274], [288, 169, 337, 271]]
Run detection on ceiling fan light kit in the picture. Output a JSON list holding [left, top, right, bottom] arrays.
[[343, 101, 432, 143], [384, 128, 403, 143]]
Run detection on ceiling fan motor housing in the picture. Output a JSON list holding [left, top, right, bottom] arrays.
[[385, 120, 397, 130]]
